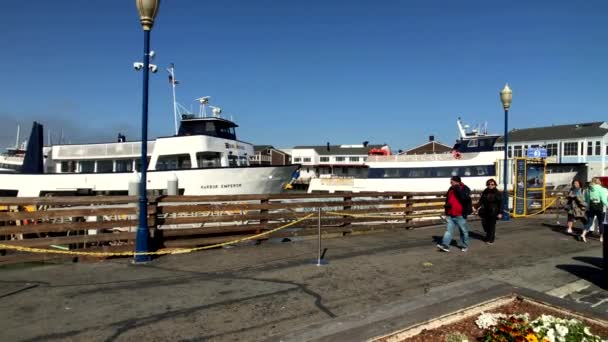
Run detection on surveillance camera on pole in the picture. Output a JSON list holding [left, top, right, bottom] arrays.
[[134, 61, 157, 73]]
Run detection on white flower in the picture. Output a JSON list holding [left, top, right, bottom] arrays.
[[475, 312, 505, 329], [546, 328, 556, 342], [555, 324, 568, 337]]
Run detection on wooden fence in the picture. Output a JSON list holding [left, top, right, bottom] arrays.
[[0, 191, 564, 261]]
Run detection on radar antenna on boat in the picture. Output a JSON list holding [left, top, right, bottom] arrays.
[[196, 96, 210, 117], [210, 106, 222, 118]]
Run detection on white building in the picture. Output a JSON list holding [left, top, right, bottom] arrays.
[[494, 121, 608, 180], [282, 144, 384, 184]]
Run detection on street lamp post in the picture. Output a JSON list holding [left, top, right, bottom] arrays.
[[500, 84, 512, 221], [134, 0, 160, 263]]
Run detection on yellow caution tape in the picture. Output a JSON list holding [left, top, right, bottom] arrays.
[[0, 213, 314, 257]]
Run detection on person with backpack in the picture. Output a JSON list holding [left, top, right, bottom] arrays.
[[565, 179, 587, 234], [579, 177, 608, 243], [474, 178, 503, 245], [437, 176, 472, 252]]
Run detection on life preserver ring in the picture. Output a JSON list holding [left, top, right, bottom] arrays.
[[451, 150, 462, 159]]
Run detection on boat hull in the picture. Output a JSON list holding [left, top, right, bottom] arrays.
[[0, 165, 299, 197]]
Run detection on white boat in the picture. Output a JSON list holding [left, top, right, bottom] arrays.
[[0, 126, 26, 173], [0, 67, 298, 197], [308, 118, 576, 193], [0, 149, 24, 173]]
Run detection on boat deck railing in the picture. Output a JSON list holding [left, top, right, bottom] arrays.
[[368, 152, 481, 162], [53, 141, 156, 159]]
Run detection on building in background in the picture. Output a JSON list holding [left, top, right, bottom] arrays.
[[494, 121, 608, 180], [404, 135, 453, 155], [282, 143, 384, 185], [250, 145, 291, 166]]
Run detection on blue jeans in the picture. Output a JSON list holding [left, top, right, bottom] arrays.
[[442, 216, 470, 249]]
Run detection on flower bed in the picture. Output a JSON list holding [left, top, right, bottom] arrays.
[[375, 296, 608, 342]]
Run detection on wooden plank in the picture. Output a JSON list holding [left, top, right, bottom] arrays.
[[155, 191, 450, 203], [161, 225, 263, 237], [156, 198, 447, 213], [0, 205, 155, 221], [0, 219, 138, 235], [0, 196, 138, 206], [162, 235, 251, 248], [1, 232, 136, 247]]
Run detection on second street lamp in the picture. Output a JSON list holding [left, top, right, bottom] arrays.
[[500, 83, 513, 221], [134, 0, 160, 263]]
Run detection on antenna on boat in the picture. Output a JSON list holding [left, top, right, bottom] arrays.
[[196, 96, 210, 118], [15, 125, 20, 149], [456, 117, 467, 139], [167, 63, 180, 135], [210, 106, 222, 118]]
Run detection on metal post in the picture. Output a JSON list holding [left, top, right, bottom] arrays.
[[134, 29, 152, 263], [315, 207, 328, 266], [317, 207, 322, 265], [502, 108, 510, 221]]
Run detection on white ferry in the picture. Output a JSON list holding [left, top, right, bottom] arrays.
[[308, 118, 576, 193], [0, 74, 298, 197]]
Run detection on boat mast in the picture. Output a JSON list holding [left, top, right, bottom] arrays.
[[168, 63, 179, 135], [15, 125, 20, 149]]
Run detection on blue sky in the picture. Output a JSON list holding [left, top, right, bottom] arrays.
[[0, 0, 606, 151]]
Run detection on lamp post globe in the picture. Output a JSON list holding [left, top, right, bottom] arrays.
[[136, 0, 160, 31], [500, 83, 512, 221], [134, 0, 160, 263], [500, 84, 513, 110]]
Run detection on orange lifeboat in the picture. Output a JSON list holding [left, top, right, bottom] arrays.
[[368, 146, 391, 156]]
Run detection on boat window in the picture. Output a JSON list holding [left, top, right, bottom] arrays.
[[156, 154, 191, 171], [0, 189, 18, 196], [80, 161, 95, 173], [205, 122, 215, 132], [97, 160, 113, 173], [368, 165, 496, 179], [115, 159, 133, 172], [134, 157, 151, 171], [228, 154, 238, 167], [61, 161, 76, 173], [196, 152, 221, 168]]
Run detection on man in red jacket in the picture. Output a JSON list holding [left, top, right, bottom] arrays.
[[437, 176, 472, 252]]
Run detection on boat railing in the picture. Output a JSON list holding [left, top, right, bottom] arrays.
[[53, 141, 156, 159], [0, 156, 24, 163], [367, 153, 480, 162]]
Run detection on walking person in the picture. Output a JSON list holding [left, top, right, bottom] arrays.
[[565, 179, 587, 234], [579, 177, 608, 243], [437, 176, 473, 252], [474, 178, 503, 245]]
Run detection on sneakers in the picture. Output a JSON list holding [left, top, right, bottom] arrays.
[[485, 241, 494, 245], [436, 244, 450, 252], [460, 247, 468, 252]]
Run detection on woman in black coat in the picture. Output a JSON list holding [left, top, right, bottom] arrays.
[[474, 178, 503, 244]]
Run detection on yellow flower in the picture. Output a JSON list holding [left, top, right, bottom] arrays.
[[525, 333, 538, 342]]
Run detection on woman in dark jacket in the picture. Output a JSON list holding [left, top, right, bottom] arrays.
[[474, 178, 503, 244]]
